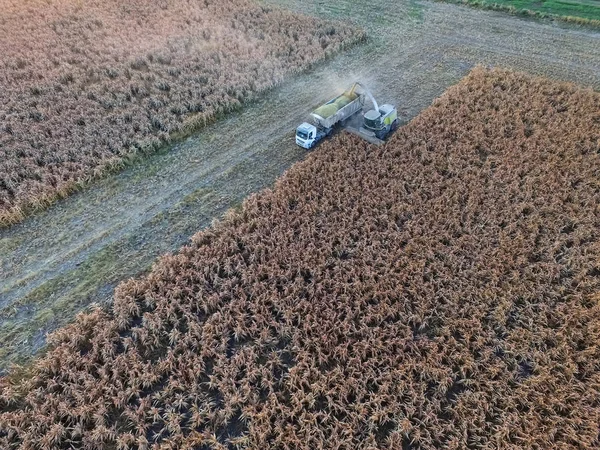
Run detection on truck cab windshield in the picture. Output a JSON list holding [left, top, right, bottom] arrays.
[[297, 130, 308, 140]]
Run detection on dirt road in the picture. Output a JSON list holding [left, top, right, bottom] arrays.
[[1, 0, 599, 371]]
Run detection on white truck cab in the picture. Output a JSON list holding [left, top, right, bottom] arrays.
[[296, 122, 318, 149]]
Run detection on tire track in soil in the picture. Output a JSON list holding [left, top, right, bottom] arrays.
[[1, 0, 599, 371]]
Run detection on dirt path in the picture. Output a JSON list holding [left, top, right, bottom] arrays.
[[1, 0, 599, 371]]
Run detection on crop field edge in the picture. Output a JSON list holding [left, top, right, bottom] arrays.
[[0, 13, 366, 229], [433, 0, 600, 28], [0, 188, 234, 374]]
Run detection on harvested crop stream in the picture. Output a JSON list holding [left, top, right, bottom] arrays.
[[1, 0, 599, 371]]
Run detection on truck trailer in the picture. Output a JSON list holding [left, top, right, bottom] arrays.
[[295, 84, 365, 149]]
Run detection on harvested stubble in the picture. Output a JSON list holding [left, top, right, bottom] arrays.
[[2, 67, 600, 449], [0, 0, 363, 227]]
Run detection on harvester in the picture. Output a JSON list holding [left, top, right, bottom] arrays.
[[295, 82, 399, 149]]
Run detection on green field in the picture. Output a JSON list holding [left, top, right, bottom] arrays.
[[448, 0, 600, 22]]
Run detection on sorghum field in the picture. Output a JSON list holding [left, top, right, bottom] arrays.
[[0, 0, 362, 226], [2, 67, 599, 449]]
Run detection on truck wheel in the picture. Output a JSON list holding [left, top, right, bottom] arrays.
[[391, 119, 399, 131]]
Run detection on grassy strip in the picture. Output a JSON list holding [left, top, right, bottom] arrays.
[[0, 32, 365, 229], [0, 185, 224, 373], [0, 241, 124, 369], [434, 0, 600, 27]]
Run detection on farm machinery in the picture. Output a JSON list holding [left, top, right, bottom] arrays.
[[295, 82, 399, 149]]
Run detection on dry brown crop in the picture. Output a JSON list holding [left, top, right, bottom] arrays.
[[0, 0, 363, 227], [1, 67, 600, 449]]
